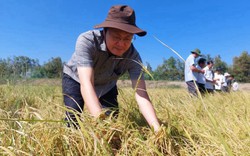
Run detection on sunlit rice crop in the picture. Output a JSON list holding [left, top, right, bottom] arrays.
[[0, 80, 249, 155]]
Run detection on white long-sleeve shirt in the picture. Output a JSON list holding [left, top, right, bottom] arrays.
[[214, 73, 223, 90], [204, 66, 214, 89]]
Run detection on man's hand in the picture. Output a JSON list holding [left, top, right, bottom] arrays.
[[200, 69, 205, 74], [96, 110, 110, 121]]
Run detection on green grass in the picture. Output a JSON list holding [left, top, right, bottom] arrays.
[[0, 81, 249, 155]]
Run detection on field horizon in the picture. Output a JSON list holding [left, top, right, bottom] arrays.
[[8, 78, 250, 92]]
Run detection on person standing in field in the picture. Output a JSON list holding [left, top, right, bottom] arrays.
[[214, 68, 223, 92], [204, 60, 216, 93], [221, 72, 230, 92], [196, 58, 207, 94], [184, 48, 204, 96], [226, 74, 234, 91], [62, 5, 160, 131], [232, 76, 239, 91]]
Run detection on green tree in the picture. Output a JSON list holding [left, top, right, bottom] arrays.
[[205, 54, 214, 62], [0, 56, 39, 79], [10, 56, 36, 78], [31, 65, 46, 78], [0, 59, 7, 77], [232, 51, 250, 82], [154, 59, 168, 80], [144, 62, 153, 80], [213, 55, 228, 73], [43, 57, 63, 78], [176, 58, 184, 80], [0, 59, 11, 83], [154, 57, 184, 80]]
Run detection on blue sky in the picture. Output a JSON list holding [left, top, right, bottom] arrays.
[[1, 0, 250, 69]]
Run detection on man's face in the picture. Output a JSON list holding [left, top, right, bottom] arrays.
[[105, 28, 134, 56], [208, 63, 214, 69], [193, 53, 199, 58], [201, 62, 206, 68]]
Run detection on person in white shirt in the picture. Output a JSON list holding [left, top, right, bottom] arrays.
[[196, 58, 207, 94], [214, 68, 223, 92], [221, 72, 230, 92], [204, 60, 216, 93], [232, 78, 239, 91], [184, 48, 204, 96]]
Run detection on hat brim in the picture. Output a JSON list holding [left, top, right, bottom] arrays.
[[94, 21, 147, 37], [191, 51, 201, 56]]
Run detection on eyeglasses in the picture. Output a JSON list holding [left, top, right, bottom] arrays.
[[108, 32, 135, 44]]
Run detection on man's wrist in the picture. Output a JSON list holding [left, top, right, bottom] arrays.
[[150, 120, 160, 132]]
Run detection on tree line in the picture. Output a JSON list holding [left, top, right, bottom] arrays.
[[0, 51, 249, 83], [0, 56, 63, 83]]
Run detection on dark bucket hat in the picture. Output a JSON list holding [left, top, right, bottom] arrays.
[[94, 5, 147, 36]]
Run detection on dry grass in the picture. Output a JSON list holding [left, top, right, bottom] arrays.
[[0, 79, 250, 155]]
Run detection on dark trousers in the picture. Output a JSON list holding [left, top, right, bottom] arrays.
[[62, 73, 118, 127], [198, 83, 206, 94], [221, 86, 229, 93], [186, 81, 198, 96], [205, 88, 214, 94]]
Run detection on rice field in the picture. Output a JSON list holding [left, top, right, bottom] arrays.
[[0, 79, 249, 155]]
